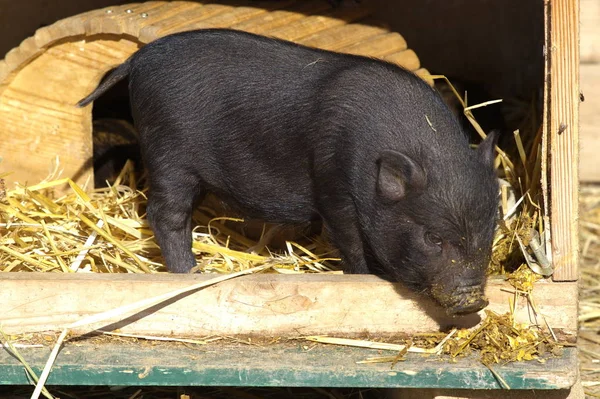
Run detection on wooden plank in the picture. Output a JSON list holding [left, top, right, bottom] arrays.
[[579, 64, 600, 182], [0, 38, 139, 190], [158, 4, 292, 36], [297, 20, 388, 51], [230, 0, 333, 34], [383, 49, 420, 71], [140, 3, 235, 41], [549, 0, 580, 281], [0, 273, 578, 338], [0, 343, 578, 389], [266, 6, 370, 42], [338, 31, 408, 57], [83, 2, 168, 37]]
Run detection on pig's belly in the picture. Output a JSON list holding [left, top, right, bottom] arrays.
[[207, 174, 319, 223], [212, 190, 319, 223]]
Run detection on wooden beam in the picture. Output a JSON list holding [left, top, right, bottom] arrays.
[[0, 273, 578, 338], [549, 0, 580, 281], [0, 343, 578, 389]]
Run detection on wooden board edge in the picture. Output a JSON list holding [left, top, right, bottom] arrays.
[[0, 343, 578, 389], [549, 0, 580, 281], [0, 273, 578, 338]]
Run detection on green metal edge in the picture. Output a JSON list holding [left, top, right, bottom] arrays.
[[0, 342, 577, 389]]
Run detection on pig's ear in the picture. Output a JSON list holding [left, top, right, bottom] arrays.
[[477, 130, 500, 167], [377, 150, 426, 201]]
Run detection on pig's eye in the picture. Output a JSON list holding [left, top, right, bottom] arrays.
[[425, 232, 443, 248]]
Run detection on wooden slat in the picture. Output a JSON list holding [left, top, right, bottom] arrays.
[[230, 0, 333, 34], [180, 4, 291, 32], [549, 0, 580, 281], [383, 49, 420, 71], [298, 20, 388, 51], [414, 68, 434, 86], [0, 60, 8, 83], [0, 38, 139, 188], [0, 273, 578, 338], [338, 32, 408, 57], [83, 2, 167, 37], [267, 6, 370, 42], [139, 3, 233, 41], [132, 2, 207, 42], [0, 343, 578, 389]]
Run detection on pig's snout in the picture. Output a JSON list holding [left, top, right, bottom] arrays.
[[446, 287, 489, 315], [432, 284, 489, 316]]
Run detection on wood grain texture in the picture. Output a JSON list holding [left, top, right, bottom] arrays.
[[0, 1, 429, 188], [0, 273, 578, 338], [549, 0, 580, 281], [0, 38, 140, 188]]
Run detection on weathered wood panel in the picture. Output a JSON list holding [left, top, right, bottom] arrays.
[[0, 343, 578, 389], [0, 273, 578, 338], [548, 0, 580, 281]]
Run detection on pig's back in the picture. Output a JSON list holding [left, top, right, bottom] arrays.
[[128, 29, 371, 222]]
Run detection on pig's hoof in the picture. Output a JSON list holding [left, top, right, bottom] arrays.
[[188, 264, 204, 274]]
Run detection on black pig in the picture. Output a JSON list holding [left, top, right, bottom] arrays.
[[78, 29, 499, 315]]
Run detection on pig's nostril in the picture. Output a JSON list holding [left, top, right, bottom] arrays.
[[430, 283, 488, 314], [447, 296, 489, 316]]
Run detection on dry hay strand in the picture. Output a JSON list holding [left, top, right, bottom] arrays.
[[579, 184, 600, 398], [0, 162, 340, 275], [443, 309, 563, 365], [312, 266, 565, 381], [431, 75, 549, 277], [445, 265, 563, 367]]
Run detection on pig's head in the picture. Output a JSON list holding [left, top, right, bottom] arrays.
[[363, 129, 499, 316]]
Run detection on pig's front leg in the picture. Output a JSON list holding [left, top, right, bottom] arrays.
[[318, 197, 370, 274], [146, 171, 204, 273]]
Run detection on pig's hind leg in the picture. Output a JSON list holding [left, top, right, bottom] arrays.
[[146, 169, 205, 273]]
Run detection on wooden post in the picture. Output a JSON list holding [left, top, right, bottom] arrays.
[[549, 0, 580, 281]]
